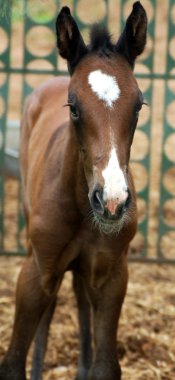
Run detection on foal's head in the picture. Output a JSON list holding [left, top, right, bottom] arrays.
[[56, 2, 147, 233]]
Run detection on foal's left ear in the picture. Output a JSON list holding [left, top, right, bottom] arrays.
[[56, 7, 88, 75], [116, 1, 147, 68]]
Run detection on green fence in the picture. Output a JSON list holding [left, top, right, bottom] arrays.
[[0, 0, 175, 263]]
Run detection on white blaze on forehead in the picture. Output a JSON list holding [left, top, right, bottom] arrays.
[[102, 148, 127, 202], [88, 70, 120, 108]]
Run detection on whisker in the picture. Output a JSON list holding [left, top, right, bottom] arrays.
[[84, 203, 135, 236]]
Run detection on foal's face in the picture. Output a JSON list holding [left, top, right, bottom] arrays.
[[68, 55, 143, 229], [56, 2, 147, 232]]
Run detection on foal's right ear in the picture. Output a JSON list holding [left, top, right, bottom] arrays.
[[56, 7, 88, 75]]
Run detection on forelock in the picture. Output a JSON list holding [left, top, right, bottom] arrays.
[[89, 25, 115, 56]]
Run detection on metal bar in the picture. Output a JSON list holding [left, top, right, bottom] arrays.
[[128, 256, 175, 265], [1, 67, 175, 80], [0, 249, 25, 256], [0, 249, 175, 264]]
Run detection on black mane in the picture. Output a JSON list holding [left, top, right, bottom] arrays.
[[89, 25, 115, 56]]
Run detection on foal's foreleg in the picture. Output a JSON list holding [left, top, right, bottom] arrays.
[[0, 256, 56, 380], [87, 256, 128, 380], [31, 297, 57, 380], [73, 272, 92, 380]]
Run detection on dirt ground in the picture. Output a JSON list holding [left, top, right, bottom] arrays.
[[0, 257, 175, 380]]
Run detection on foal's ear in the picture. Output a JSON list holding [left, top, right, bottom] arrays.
[[56, 7, 88, 75], [116, 1, 147, 68]]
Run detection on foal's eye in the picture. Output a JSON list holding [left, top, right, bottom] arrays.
[[135, 103, 143, 119], [70, 104, 79, 120], [135, 109, 140, 119], [135, 90, 148, 119]]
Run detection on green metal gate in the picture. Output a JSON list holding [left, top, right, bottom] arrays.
[[0, 0, 175, 263]]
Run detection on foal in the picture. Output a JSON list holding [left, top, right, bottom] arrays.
[[0, 2, 147, 380]]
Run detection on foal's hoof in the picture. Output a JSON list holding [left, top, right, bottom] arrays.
[[75, 366, 89, 380], [0, 362, 26, 380], [87, 360, 121, 380]]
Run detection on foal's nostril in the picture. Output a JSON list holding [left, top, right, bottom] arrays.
[[124, 189, 132, 210], [116, 203, 125, 219], [117, 190, 131, 217], [90, 189, 105, 215], [112, 190, 132, 219]]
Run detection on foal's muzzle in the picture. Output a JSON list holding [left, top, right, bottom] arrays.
[[89, 186, 131, 220]]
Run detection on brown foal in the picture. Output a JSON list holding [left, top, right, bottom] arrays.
[[0, 2, 147, 380]]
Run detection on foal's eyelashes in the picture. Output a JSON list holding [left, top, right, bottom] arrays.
[[63, 102, 79, 120], [63, 102, 73, 107]]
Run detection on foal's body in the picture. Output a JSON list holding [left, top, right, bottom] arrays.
[[0, 2, 147, 380], [23, 69, 137, 284], [22, 73, 135, 378]]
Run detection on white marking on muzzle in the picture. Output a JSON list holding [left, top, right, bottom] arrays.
[[88, 70, 120, 108], [102, 148, 128, 212]]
